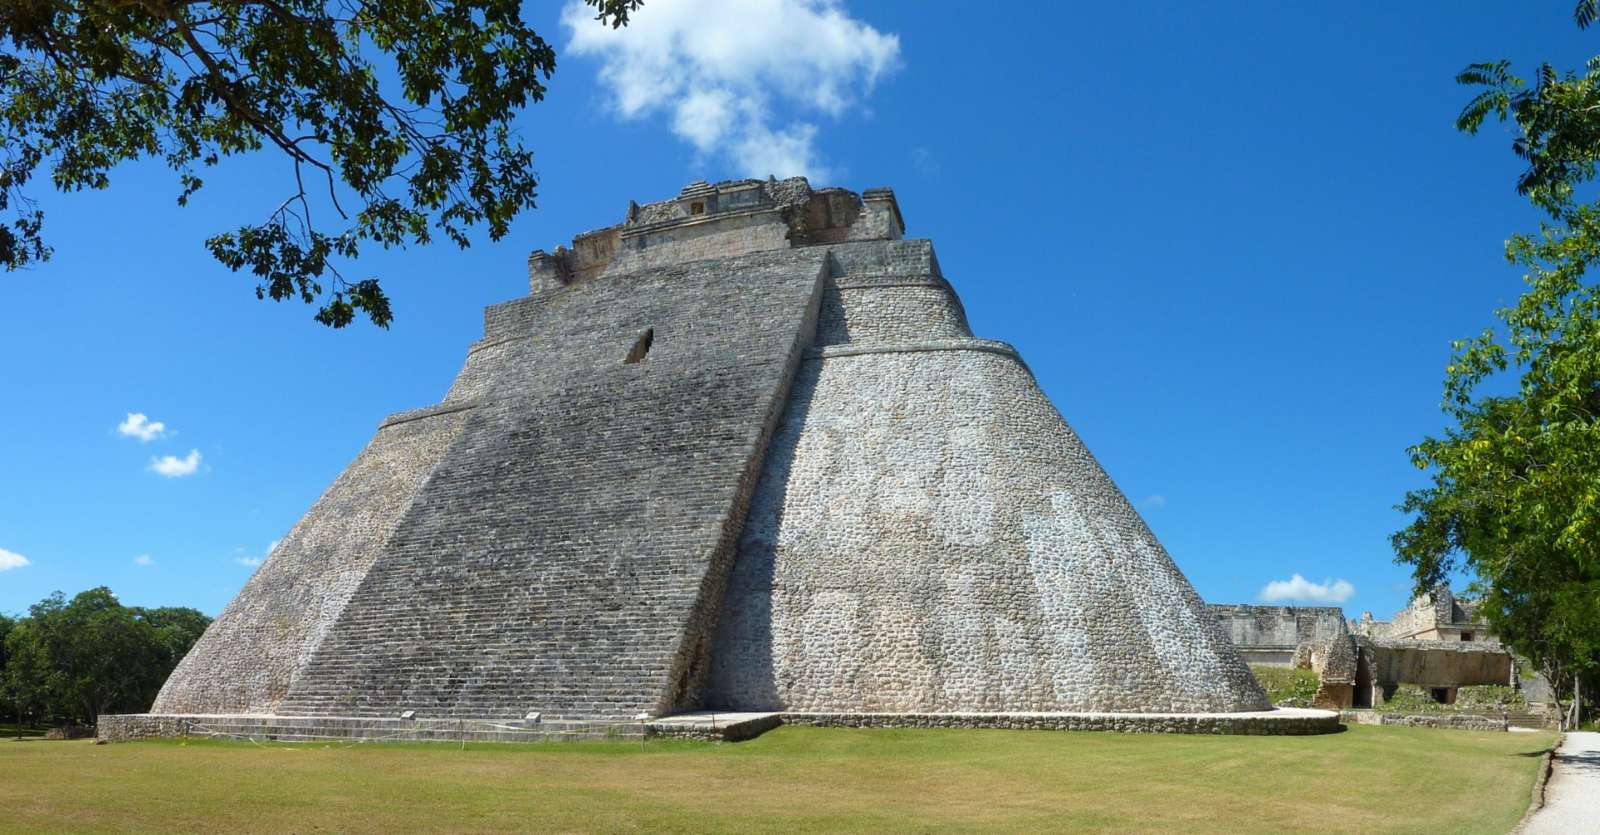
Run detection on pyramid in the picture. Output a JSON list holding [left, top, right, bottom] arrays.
[[153, 179, 1269, 721]]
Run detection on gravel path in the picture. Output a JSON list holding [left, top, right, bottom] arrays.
[[1518, 731, 1600, 834]]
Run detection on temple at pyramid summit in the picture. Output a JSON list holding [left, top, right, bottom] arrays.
[[108, 178, 1337, 741]]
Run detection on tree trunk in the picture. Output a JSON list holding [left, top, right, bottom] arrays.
[[1545, 662, 1571, 731]]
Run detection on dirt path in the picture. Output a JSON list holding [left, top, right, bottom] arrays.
[[1518, 731, 1600, 834]]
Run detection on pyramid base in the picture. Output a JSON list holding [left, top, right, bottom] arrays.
[[98, 707, 1337, 744], [775, 707, 1340, 735]]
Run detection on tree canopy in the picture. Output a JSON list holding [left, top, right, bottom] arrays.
[[2, 588, 210, 727], [1, 0, 641, 327], [1393, 0, 1600, 726]]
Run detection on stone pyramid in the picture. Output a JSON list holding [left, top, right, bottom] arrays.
[[155, 179, 1268, 720]]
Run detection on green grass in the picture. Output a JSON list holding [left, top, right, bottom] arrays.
[[0, 722, 46, 739], [0, 724, 1555, 833]]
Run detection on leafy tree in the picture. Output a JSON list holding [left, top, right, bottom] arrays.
[[0, 612, 21, 736], [1394, 1, 1600, 729], [129, 604, 211, 708], [3, 595, 64, 725], [2, 588, 210, 726], [1, 0, 641, 327]]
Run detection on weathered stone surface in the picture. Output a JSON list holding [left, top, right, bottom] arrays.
[[154, 408, 469, 714], [275, 250, 828, 720], [150, 178, 1272, 728], [97, 713, 650, 743], [1209, 604, 1349, 666], [782, 708, 1337, 735], [1360, 638, 1513, 688], [1338, 710, 1508, 732], [705, 240, 1267, 714]]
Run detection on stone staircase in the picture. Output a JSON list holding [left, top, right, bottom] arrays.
[[1503, 708, 1557, 730]]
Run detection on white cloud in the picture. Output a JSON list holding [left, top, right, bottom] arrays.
[[563, 0, 900, 180], [0, 547, 30, 572], [1259, 574, 1355, 604], [233, 540, 278, 568], [1142, 494, 1168, 510], [133, 554, 154, 567], [117, 412, 168, 442], [149, 449, 202, 478]]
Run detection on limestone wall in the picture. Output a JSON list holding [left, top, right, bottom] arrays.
[[526, 178, 903, 295], [1208, 605, 1349, 666], [1366, 640, 1512, 688], [705, 239, 1268, 714], [153, 408, 469, 714], [273, 248, 828, 720]]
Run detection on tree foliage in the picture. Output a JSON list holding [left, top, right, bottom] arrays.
[[0, 0, 641, 327], [1, 588, 210, 727], [1394, 1, 1600, 725]]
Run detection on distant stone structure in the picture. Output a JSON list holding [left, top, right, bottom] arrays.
[[1208, 605, 1348, 666], [110, 178, 1340, 741], [1210, 587, 1521, 712], [1350, 585, 1554, 710], [1350, 585, 1493, 644]]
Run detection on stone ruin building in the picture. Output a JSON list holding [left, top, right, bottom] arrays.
[[1350, 584, 1491, 644], [1210, 587, 1531, 715], [106, 178, 1341, 741], [1207, 604, 1348, 666]]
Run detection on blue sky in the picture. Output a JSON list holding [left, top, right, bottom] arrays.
[[0, 1, 1590, 619]]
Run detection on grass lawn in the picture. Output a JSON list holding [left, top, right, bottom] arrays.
[[0, 722, 46, 740], [0, 724, 1555, 833]]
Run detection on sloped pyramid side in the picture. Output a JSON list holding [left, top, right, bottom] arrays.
[[154, 410, 469, 714], [159, 247, 827, 719], [707, 239, 1269, 713], [271, 248, 828, 719]]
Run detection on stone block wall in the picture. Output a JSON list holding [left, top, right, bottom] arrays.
[[704, 239, 1268, 714], [153, 407, 470, 714], [273, 249, 827, 720], [1364, 639, 1512, 689], [1207, 605, 1349, 662]]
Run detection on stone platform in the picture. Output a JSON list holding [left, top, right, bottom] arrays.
[[97, 714, 651, 744], [100, 707, 1338, 744], [780, 707, 1339, 735], [1338, 709, 1509, 732]]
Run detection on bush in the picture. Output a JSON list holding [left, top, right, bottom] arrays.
[[1455, 685, 1526, 712], [1249, 665, 1320, 707], [1375, 684, 1526, 714]]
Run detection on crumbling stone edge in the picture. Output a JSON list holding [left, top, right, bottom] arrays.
[[1512, 738, 1560, 833]]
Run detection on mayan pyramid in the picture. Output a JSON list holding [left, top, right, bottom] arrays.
[[155, 178, 1269, 720]]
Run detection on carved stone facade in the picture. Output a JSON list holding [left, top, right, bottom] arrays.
[[147, 178, 1272, 727]]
